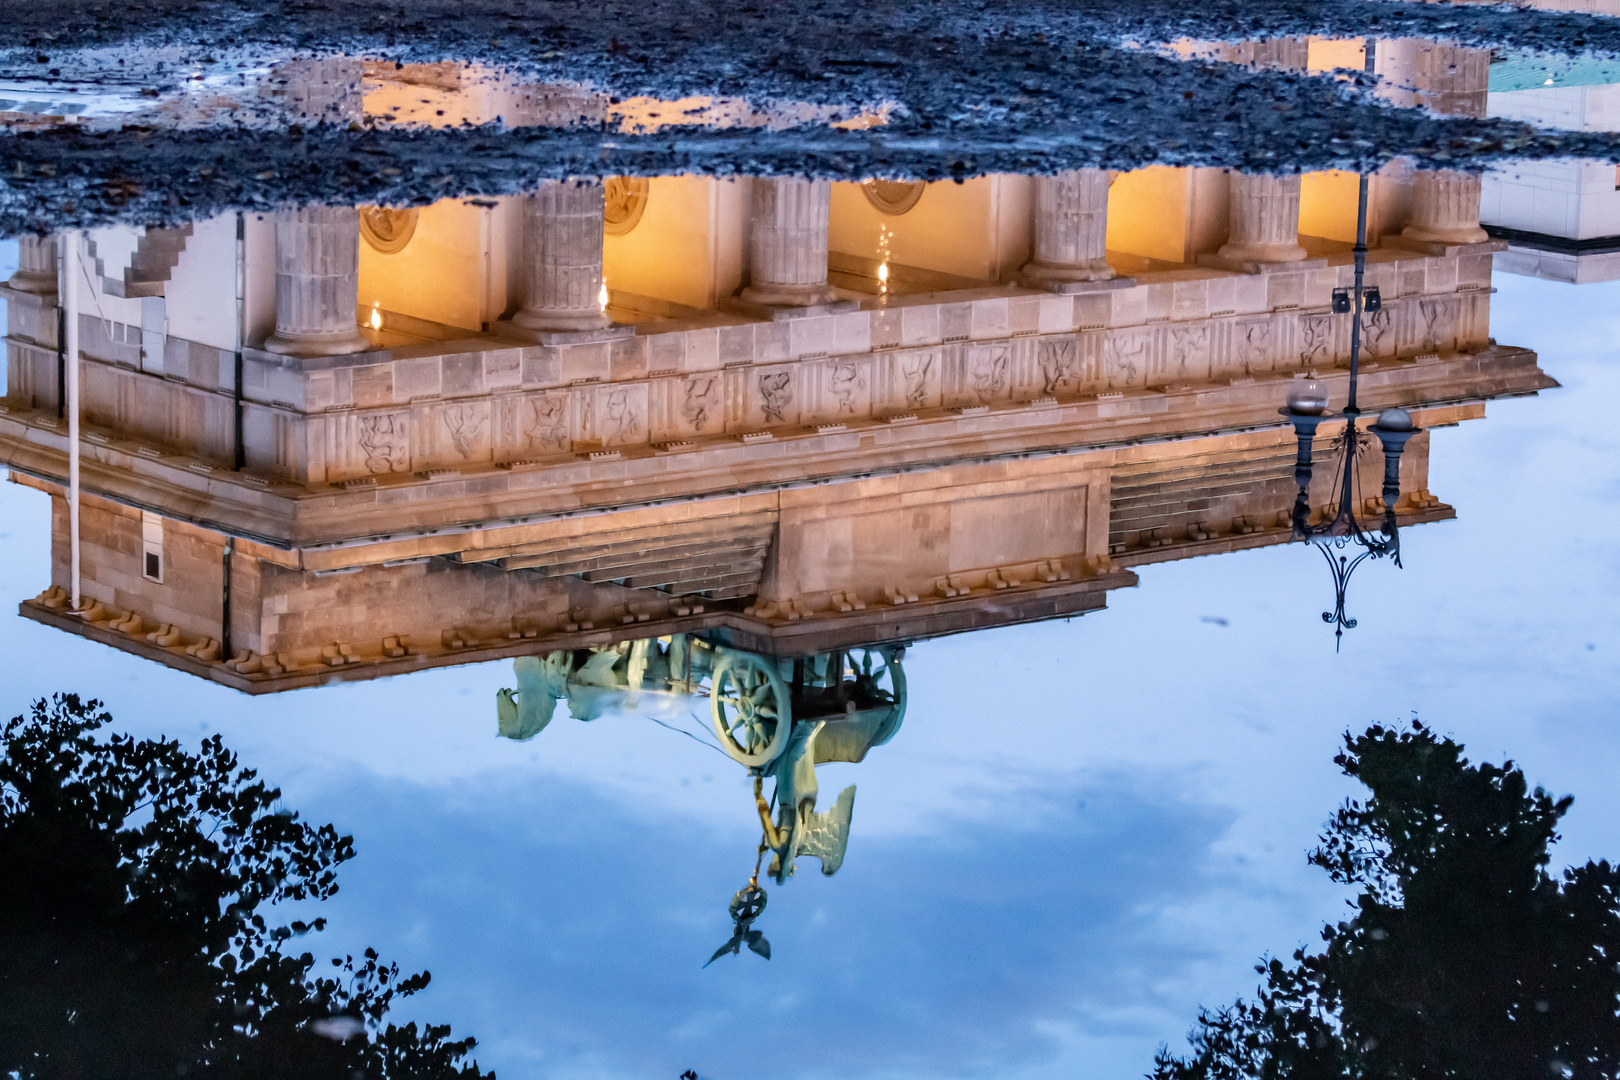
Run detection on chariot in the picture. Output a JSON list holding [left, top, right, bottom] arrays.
[[496, 633, 909, 958], [496, 633, 906, 773]]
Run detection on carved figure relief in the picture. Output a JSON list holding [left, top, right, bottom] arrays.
[[900, 352, 934, 408], [680, 376, 721, 431], [1299, 315, 1332, 366], [968, 346, 1009, 402], [357, 414, 408, 473], [1362, 308, 1392, 355], [1103, 334, 1147, 388], [1038, 339, 1080, 396], [1238, 322, 1271, 374], [602, 390, 641, 445], [524, 394, 569, 451], [442, 404, 485, 459], [1419, 298, 1454, 350], [759, 371, 794, 423], [1168, 325, 1210, 380], [828, 364, 866, 414]]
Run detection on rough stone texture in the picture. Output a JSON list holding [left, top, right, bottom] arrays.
[[4, 0, 1620, 235]]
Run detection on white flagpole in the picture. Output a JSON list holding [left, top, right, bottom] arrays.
[[61, 230, 81, 610]]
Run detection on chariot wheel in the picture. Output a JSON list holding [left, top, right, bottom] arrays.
[[710, 650, 792, 767], [850, 646, 908, 747]]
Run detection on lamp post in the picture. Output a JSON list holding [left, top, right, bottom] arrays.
[[1281, 170, 1421, 647]]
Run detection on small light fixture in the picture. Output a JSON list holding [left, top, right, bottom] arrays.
[[599, 281, 610, 311], [368, 304, 383, 331], [1286, 375, 1330, 416], [1332, 288, 1351, 314], [1362, 287, 1382, 313]]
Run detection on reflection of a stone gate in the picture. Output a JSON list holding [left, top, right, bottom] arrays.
[[498, 634, 905, 887]]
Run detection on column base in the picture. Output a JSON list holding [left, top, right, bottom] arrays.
[[262, 329, 370, 358], [6, 271, 58, 295], [511, 307, 612, 333], [738, 282, 840, 308], [1213, 240, 1310, 266], [1197, 253, 1329, 275], [492, 319, 633, 345], [1016, 259, 1115, 287]]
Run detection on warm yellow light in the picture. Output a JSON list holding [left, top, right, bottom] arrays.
[[599, 282, 610, 310], [368, 306, 383, 330], [877, 263, 889, 283]]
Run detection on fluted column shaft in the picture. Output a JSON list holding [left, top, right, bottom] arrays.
[[741, 178, 836, 307], [1021, 169, 1114, 284], [264, 207, 368, 357], [1403, 170, 1488, 246], [1217, 173, 1308, 265], [511, 181, 610, 333], [8, 235, 59, 294]]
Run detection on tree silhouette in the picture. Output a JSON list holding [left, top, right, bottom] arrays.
[[1154, 720, 1620, 1080], [0, 694, 493, 1080]]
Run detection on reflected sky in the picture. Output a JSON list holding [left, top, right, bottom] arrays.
[[2, 228, 1617, 1076]]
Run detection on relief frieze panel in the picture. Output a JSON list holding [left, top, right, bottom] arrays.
[[1417, 297, 1458, 353], [409, 399, 492, 467], [952, 341, 1004, 404], [1163, 323, 1213, 385], [871, 347, 943, 414], [319, 409, 412, 481], [357, 412, 411, 474], [1298, 314, 1334, 370], [1361, 306, 1395, 359], [826, 362, 868, 416], [1101, 331, 1150, 391], [577, 384, 646, 448], [649, 375, 720, 442], [495, 392, 571, 459], [1232, 318, 1274, 377], [726, 364, 799, 430], [1037, 338, 1083, 397]]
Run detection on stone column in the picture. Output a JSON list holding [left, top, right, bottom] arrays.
[[7, 235, 59, 294], [740, 178, 836, 307], [510, 180, 611, 334], [1020, 169, 1114, 285], [1402, 170, 1488, 246], [263, 207, 368, 357], [1217, 173, 1308, 266]]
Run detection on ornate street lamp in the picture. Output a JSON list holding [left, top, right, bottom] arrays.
[[1280, 172, 1422, 647]]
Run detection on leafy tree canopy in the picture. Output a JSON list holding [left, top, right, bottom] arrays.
[[0, 694, 494, 1080], [1155, 720, 1620, 1080]]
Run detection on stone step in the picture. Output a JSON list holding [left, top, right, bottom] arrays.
[[506, 532, 772, 577], [458, 511, 775, 565], [574, 543, 772, 585], [126, 225, 195, 284]]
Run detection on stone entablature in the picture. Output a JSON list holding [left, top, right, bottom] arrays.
[[0, 340, 1550, 557], [4, 245, 1499, 490], [9, 392, 1519, 696]]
